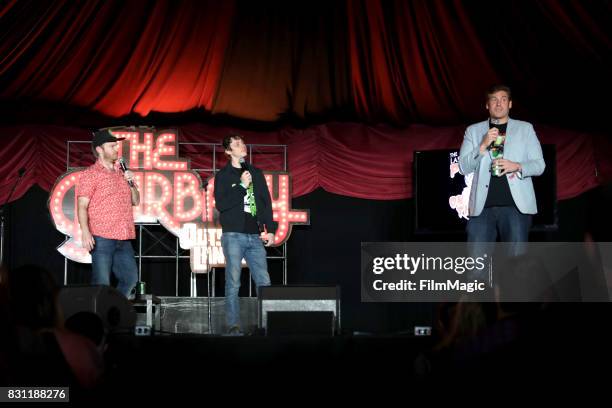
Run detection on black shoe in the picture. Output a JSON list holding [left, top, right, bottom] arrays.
[[225, 326, 244, 336]]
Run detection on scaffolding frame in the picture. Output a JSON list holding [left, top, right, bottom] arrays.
[[63, 140, 289, 300]]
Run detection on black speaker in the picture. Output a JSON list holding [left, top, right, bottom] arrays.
[[266, 311, 335, 335], [58, 285, 136, 331], [258, 285, 341, 335]]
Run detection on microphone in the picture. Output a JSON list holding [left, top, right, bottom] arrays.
[[2, 167, 27, 210], [239, 157, 249, 174], [487, 118, 501, 150], [1, 167, 28, 264], [118, 158, 134, 187]]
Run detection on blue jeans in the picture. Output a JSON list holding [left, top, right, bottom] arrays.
[[221, 232, 270, 329], [91, 236, 139, 298], [466, 206, 532, 279]]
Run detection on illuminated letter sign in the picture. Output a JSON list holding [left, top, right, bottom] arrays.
[[49, 128, 309, 272]]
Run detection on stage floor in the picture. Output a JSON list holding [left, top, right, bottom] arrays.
[[136, 296, 259, 335]]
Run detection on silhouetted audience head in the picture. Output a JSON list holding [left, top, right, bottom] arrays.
[[497, 253, 556, 308], [7, 264, 62, 330], [65, 311, 106, 347], [3, 265, 104, 392], [435, 301, 497, 348]]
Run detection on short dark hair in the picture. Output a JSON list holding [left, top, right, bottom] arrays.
[[8, 265, 61, 330], [222, 133, 244, 151], [65, 311, 106, 346], [486, 84, 512, 101]]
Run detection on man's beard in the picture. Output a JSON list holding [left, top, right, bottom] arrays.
[[103, 152, 117, 162]]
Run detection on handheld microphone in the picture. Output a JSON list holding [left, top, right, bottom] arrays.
[[487, 118, 501, 150], [239, 157, 249, 174], [118, 158, 134, 187]]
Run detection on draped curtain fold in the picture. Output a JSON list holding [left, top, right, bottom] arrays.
[[0, 0, 233, 117], [0, 0, 608, 126], [0, 123, 606, 204], [0, 1, 609, 204]]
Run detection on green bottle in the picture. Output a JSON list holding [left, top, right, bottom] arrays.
[[490, 134, 505, 177]]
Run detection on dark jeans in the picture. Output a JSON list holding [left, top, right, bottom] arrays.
[[466, 206, 532, 280], [90, 236, 139, 298], [221, 232, 270, 330]]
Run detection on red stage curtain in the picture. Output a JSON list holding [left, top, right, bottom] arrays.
[[0, 123, 607, 204], [0, 2, 609, 203], [0, 0, 233, 117], [1, 1, 608, 126], [346, 0, 499, 123]]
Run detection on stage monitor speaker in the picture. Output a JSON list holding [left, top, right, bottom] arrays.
[[258, 285, 340, 335], [266, 311, 335, 336], [58, 285, 136, 332]]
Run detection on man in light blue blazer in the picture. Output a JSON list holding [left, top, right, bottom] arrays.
[[459, 85, 545, 265]]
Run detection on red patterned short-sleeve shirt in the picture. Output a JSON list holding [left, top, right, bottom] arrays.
[[76, 161, 135, 240]]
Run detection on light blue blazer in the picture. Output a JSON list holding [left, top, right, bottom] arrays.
[[459, 118, 545, 216]]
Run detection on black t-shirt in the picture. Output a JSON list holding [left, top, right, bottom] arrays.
[[230, 166, 260, 234], [484, 121, 515, 207]]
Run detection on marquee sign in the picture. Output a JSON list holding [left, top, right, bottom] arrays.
[[48, 128, 309, 272]]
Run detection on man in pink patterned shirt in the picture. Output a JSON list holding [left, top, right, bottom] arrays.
[[76, 130, 140, 298]]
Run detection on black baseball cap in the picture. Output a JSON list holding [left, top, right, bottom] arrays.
[[92, 129, 125, 149]]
